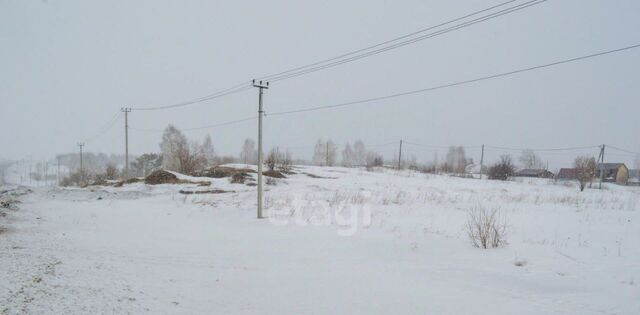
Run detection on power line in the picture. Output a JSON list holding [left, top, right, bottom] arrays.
[[404, 141, 481, 149], [264, 0, 546, 83], [607, 145, 640, 155], [257, 0, 519, 81], [82, 113, 121, 144], [129, 116, 256, 133], [267, 43, 640, 117], [130, 82, 252, 111], [485, 145, 601, 152], [123, 0, 539, 112]]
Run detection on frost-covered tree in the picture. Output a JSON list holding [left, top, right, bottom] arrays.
[[131, 153, 162, 177], [201, 135, 216, 166], [312, 139, 337, 166], [519, 149, 545, 169], [342, 143, 354, 167], [159, 125, 205, 174], [312, 139, 325, 166], [239, 138, 257, 165], [353, 140, 367, 166], [160, 125, 188, 171], [444, 146, 469, 174]]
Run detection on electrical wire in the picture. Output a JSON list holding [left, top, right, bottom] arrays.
[[485, 145, 601, 152], [267, 43, 640, 117], [267, 0, 546, 83], [121, 0, 540, 112], [607, 145, 640, 155], [129, 116, 256, 133], [130, 82, 253, 111], [256, 0, 521, 81], [82, 113, 122, 144]]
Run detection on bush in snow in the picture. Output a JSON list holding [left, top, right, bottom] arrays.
[[466, 206, 507, 249], [488, 155, 514, 181]]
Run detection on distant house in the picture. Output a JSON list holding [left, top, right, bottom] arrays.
[[597, 163, 629, 184], [556, 168, 577, 180], [629, 169, 640, 186], [514, 169, 554, 178]]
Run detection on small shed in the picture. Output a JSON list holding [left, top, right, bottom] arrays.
[[597, 163, 629, 184]]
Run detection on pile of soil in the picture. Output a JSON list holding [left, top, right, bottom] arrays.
[[230, 172, 252, 184], [178, 189, 232, 195], [145, 170, 179, 185], [263, 170, 286, 178], [125, 177, 142, 184], [193, 166, 254, 179]]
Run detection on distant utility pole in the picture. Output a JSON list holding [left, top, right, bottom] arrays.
[[252, 80, 269, 219], [397, 140, 403, 170], [326, 142, 329, 166], [57, 157, 60, 186], [479, 144, 485, 179], [599, 144, 605, 189], [78, 142, 85, 185], [121, 107, 131, 178]]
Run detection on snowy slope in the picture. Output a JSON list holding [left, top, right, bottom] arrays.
[[1, 165, 639, 314]]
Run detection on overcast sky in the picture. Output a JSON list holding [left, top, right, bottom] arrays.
[[1, 0, 639, 168]]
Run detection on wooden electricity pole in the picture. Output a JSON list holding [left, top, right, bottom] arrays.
[[397, 140, 403, 170], [599, 144, 605, 189], [479, 144, 485, 179], [252, 80, 269, 219]]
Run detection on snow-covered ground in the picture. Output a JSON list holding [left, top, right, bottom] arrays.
[[1, 165, 639, 314]]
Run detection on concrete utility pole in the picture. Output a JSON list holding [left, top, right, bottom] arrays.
[[78, 143, 85, 185], [397, 140, 403, 170], [479, 144, 485, 179], [599, 144, 605, 189], [121, 107, 131, 178], [252, 80, 269, 219]]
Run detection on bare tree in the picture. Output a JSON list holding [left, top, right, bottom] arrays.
[[240, 138, 257, 165], [519, 149, 545, 169], [265, 147, 280, 171], [105, 164, 118, 180], [365, 152, 383, 170], [265, 147, 293, 172], [574, 155, 597, 192]]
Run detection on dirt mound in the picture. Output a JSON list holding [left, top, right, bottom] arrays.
[[178, 189, 232, 195], [230, 172, 252, 184], [145, 170, 179, 185], [263, 170, 286, 178], [193, 166, 254, 178]]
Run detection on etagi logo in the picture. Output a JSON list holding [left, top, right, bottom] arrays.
[[267, 197, 372, 236]]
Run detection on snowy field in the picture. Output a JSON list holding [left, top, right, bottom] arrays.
[[1, 164, 639, 314]]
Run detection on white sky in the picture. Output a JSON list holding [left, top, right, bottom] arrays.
[[1, 0, 639, 169]]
